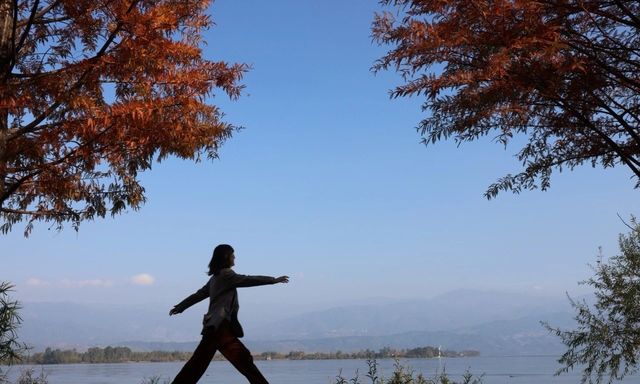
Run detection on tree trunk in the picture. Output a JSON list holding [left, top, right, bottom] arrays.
[[0, 0, 13, 207]]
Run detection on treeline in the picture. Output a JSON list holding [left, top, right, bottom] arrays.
[[20, 345, 479, 364], [257, 346, 479, 361], [24, 347, 193, 364]]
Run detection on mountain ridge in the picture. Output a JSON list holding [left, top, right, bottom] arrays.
[[18, 289, 579, 355]]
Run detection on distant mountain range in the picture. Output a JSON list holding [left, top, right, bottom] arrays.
[[248, 289, 574, 340], [19, 289, 580, 356], [124, 312, 574, 356]]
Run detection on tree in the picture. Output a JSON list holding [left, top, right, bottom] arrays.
[[0, 282, 25, 364], [372, 0, 640, 198], [544, 219, 640, 384], [0, 0, 247, 235]]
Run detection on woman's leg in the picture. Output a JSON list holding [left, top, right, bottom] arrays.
[[216, 323, 269, 384], [171, 328, 218, 384]]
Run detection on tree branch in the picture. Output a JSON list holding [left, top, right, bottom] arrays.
[[611, 0, 640, 28], [616, 212, 635, 231], [0, 170, 40, 206], [562, 100, 640, 177], [14, 0, 60, 28], [13, 0, 140, 138], [589, 89, 640, 149], [12, 0, 39, 68]]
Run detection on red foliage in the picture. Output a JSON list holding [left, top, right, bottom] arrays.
[[373, 0, 640, 197], [0, 0, 247, 235]]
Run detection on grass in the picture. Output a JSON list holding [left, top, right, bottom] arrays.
[[139, 376, 170, 384], [0, 369, 48, 384], [333, 359, 484, 384]]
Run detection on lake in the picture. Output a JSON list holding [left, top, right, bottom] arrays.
[[2, 356, 638, 384]]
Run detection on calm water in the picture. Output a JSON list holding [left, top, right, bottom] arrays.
[[2, 356, 639, 384]]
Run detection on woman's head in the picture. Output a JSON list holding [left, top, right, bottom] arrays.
[[208, 244, 235, 276]]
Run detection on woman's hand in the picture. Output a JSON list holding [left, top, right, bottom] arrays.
[[275, 276, 289, 284], [169, 306, 181, 316]]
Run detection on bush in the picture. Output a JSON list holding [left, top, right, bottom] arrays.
[[544, 217, 640, 384], [0, 283, 25, 364]]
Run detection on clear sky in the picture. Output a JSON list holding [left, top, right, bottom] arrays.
[[3, 0, 639, 313]]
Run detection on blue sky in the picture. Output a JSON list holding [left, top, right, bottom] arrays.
[[3, 0, 639, 312]]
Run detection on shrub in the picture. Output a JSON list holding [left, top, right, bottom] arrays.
[[0, 283, 25, 364]]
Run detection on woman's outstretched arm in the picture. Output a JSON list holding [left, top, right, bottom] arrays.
[[169, 282, 210, 315], [228, 271, 289, 288]]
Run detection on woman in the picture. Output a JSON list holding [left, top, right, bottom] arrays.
[[169, 244, 289, 384]]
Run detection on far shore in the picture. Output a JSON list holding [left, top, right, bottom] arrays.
[[5, 346, 480, 365]]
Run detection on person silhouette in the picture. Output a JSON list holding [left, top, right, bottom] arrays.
[[169, 244, 289, 384]]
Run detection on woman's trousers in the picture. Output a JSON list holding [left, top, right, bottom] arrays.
[[171, 320, 269, 384]]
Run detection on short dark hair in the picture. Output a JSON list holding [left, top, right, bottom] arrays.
[[208, 244, 234, 276]]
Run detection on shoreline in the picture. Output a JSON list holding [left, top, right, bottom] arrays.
[[4, 353, 483, 366], [5, 345, 479, 365]]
